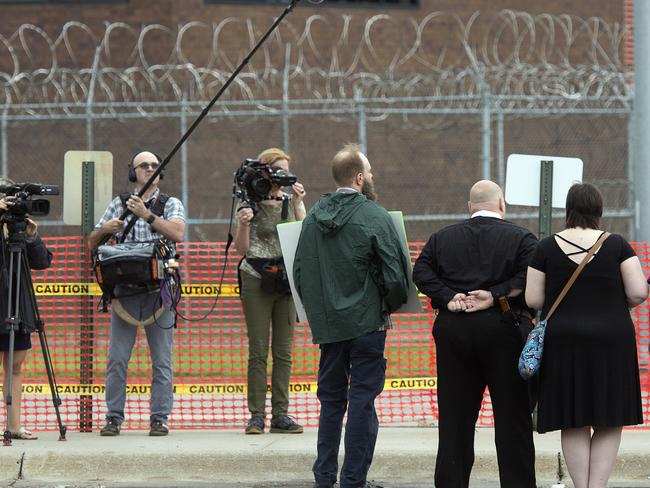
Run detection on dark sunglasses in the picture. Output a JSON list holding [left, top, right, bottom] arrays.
[[135, 162, 160, 170]]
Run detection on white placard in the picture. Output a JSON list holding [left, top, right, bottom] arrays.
[[63, 151, 114, 225], [277, 211, 421, 324], [505, 154, 583, 208], [386, 211, 423, 316], [276, 221, 307, 322]]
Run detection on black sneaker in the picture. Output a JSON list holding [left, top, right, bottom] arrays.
[[149, 420, 169, 436], [99, 418, 120, 437], [245, 415, 264, 434], [270, 415, 303, 434], [365, 482, 384, 488]]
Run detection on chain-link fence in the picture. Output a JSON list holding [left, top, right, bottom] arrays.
[[0, 11, 646, 431], [0, 102, 633, 242], [0, 11, 634, 241]]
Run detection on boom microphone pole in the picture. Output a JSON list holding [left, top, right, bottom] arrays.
[[108, 0, 311, 244]]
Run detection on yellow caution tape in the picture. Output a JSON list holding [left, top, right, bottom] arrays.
[[33, 283, 424, 300], [33, 283, 240, 297], [4, 377, 436, 396]]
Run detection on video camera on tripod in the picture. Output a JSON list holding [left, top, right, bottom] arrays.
[[0, 181, 66, 444], [0, 182, 59, 222], [234, 158, 297, 212]]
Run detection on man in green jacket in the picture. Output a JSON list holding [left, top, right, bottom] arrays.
[[294, 143, 409, 488]]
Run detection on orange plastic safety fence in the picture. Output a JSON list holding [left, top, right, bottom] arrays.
[[2, 238, 649, 431]]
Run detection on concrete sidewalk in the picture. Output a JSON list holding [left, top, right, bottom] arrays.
[[0, 428, 648, 487]]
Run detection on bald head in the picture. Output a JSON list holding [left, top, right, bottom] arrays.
[[133, 151, 158, 166], [468, 180, 505, 216], [131, 151, 161, 189]]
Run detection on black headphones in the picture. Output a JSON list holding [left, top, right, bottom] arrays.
[[128, 152, 164, 183]]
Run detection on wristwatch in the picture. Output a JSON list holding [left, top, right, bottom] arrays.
[[146, 213, 156, 225]]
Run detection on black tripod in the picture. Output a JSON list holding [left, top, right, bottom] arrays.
[[2, 218, 66, 446]]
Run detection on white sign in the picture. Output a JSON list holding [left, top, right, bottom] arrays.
[[505, 154, 583, 208], [63, 151, 114, 225], [276, 221, 307, 321], [277, 211, 422, 323]]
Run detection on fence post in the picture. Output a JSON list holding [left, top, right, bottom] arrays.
[[86, 46, 102, 151], [180, 98, 189, 241], [1, 110, 7, 178], [355, 88, 367, 154], [496, 111, 505, 187], [282, 44, 291, 153], [481, 86, 492, 181], [462, 40, 492, 181], [628, 113, 636, 240], [633, 0, 650, 240]]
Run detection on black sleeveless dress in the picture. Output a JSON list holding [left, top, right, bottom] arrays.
[[530, 233, 643, 433]]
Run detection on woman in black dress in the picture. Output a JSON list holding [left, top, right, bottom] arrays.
[[525, 183, 648, 488], [0, 193, 53, 440]]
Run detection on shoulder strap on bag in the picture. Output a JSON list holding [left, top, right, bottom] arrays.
[[119, 192, 169, 242], [120, 192, 169, 218], [150, 193, 170, 217], [545, 232, 610, 321], [118, 192, 132, 209]]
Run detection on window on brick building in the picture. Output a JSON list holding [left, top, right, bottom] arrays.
[[205, 0, 418, 6]]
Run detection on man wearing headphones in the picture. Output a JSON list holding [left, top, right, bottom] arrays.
[[88, 151, 185, 437]]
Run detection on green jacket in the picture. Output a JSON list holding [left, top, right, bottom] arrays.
[[294, 191, 409, 344]]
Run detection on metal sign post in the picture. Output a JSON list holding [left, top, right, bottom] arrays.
[[538, 160, 554, 240], [80, 161, 95, 432], [64, 150, 113, 432], [505, 153, 583, 239]]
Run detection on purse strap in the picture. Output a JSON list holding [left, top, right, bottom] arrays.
[[544, 231, 610, 321]]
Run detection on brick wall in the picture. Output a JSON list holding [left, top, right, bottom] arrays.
[[0, 0, 625, 35], [0, 0, 630, 242]]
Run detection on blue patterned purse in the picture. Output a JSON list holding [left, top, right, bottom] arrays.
[[518, 232, 609, 380], [518, 320, 547, 379]]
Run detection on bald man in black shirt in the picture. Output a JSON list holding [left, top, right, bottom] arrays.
[[413, 180, 537, 488]]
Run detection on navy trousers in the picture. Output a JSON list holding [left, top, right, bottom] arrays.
[[313, 330, 387, 488]]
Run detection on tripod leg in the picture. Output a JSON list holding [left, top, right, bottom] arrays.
[[19, 252, 67, 440], [3, 331, 15, 446], [37, 328, 66, 441], [2, 248, 21, 447]]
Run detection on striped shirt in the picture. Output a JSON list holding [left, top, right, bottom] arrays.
[[96, 189, 185, 243]]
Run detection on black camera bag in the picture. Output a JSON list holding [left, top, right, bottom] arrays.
[[246, 257, 291, 295], [94, 242, 160, 295]]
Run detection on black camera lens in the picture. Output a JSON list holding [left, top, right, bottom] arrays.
[[251, 177, 272, 196], [25, 199, 50, 217], [271, 169, 297, 187]]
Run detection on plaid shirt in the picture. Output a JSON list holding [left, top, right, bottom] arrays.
[[96, 189, 185, 243]]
